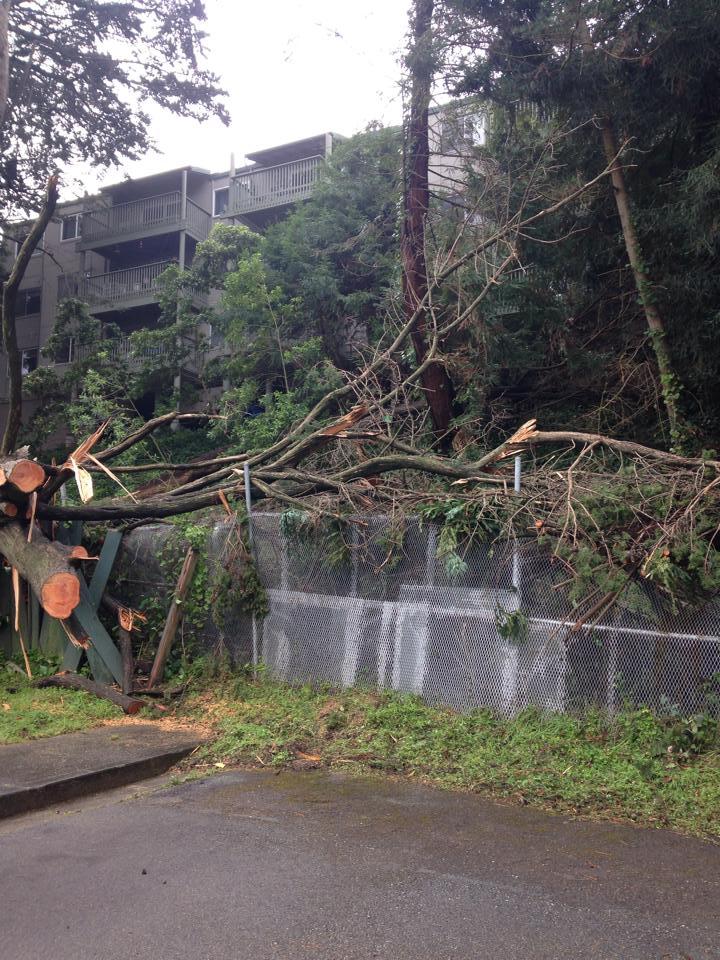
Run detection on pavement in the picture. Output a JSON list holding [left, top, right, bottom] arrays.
[[1, 767, 718, 960], [0, 724, 202, 818]]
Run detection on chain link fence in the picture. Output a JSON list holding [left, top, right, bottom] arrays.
[[117, 512, 720, 717], [245, 512, 720, 717]]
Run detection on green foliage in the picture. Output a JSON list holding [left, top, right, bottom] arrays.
[[0, 655, 117, 742], [436, 0, 720, 446], [417, 498, 501, 578], [137, 517, 268, 668], [495, 607, 529, 645], [2, 1, 227, 216], [279, 509, 352, 569], [213, 386, 312, 453]]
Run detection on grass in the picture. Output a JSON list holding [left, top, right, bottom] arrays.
[[176, 670, 720, 839], [2, 650, 719, 839], [0, 655, 119, 742]]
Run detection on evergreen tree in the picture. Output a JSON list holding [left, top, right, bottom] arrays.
[[437, 0, 720, 447]]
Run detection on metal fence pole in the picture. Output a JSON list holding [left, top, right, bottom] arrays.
[[244, 462, 258, 678], [512, 456, 522, 593]]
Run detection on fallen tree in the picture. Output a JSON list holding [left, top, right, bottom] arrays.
[[0, 144, 716, 630]]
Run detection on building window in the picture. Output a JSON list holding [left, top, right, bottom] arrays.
[[12, 231, 43, 257], [61, 214, 81, 241], [21, 348, 39, 376], [440, 111, 486, 152], [458, 113, 485, 146], [213, 187, 229, 217], [16, 287, 41, 317]]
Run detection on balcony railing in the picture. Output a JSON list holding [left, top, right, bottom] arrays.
[[229, 155, 324, 216], [69, 260, 175, 307], [487, 265, 537, 317], [60, 260, 207, 311], [80, 193, 211, 245], [73, 337, 168, 365]]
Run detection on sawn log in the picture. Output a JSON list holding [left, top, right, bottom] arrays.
[[0, 521, 80, 619]]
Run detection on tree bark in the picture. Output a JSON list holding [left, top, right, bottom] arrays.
[[402, 0, 455, 442], [101, 593, 146, 631], [0, 521, 80, 619], [2, 175, 60, 454], [36, 673, 143, 714], [0, 0, 9, 132], [119, 627, 134, 696]]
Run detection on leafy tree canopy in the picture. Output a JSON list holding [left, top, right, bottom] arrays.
[[1, 0, 228, 216]]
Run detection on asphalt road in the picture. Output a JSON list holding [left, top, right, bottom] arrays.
[[1, 769, 718, 959]]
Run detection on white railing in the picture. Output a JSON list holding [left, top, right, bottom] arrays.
[[186, 199, 211, 239], [487, 265, 537, 317], [73, 337, 168, 365], [230, 155, 324, 215], [75, 260, 174, 306], [81, 193, 211, 244]]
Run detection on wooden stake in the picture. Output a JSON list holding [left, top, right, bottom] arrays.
[[11, 566, 32, 678], [147, 546, 198, 688], [118, 625, 134, 696]]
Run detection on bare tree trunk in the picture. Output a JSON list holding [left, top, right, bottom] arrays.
[[1, 175, 59, 454], [0, 0, 9, 131], [576, 18, 683, 440], [402, 0, 455, 444], [599, 120, 682, 438]]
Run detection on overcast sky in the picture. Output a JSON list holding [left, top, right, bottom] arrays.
[[81, 0, 410, 190]]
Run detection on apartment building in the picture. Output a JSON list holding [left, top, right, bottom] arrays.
[[428, 99, 488, 200], [1, 108, 505, 436], [0, 132, 342, 431]]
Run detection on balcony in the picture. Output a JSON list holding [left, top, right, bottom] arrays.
[[486, 265, 537, 317], [73, 337, 169, 367], [79, 193, 211, 249], [61, 260, 207, 313], [229, 155, 324, 216]]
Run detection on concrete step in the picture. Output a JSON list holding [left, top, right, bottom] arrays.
[[0, 724, 202, 819]]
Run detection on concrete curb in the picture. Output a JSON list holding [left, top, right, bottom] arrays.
[[0, 725, 202, 820]]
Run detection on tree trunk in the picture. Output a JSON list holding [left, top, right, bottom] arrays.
[[1, 175, 60, 454], [402, 0, 455, 443], [599, 120, 683, 438], [0, 521, 80, 619], [0, 0, 9, 131], [36, 673, 143, 714], [575, 19, 683, 440], [0, 456, 48, 493]]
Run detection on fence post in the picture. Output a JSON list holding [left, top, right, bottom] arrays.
[[244, 462, 258, 678], [512, 456, 522, 594]]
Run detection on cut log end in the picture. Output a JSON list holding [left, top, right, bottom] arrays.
[[41, 572, 81, 620], [8, 459, 47, 493]]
